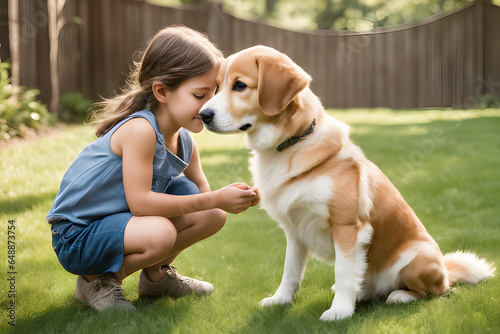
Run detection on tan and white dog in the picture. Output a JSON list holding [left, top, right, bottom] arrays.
[[199, 46, 495, 321]]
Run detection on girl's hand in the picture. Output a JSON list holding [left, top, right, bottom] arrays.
[[214, 183, 257, 214], [250, 186, 260, 207]]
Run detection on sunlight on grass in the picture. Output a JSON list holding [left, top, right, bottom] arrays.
[[192, 130, 246, 151], [1, 109, 499, 333], [330, 108, 500, 125]]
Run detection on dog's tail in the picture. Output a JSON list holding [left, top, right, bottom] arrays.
[[443, 251, 496, 286]]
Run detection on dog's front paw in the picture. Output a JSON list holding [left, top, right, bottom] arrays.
[[319, 305, 354, 321], [260, 295, 293, 307]]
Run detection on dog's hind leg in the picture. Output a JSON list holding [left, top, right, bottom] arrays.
[[260, 234, 308, 307], [386, 247, 448, 304]]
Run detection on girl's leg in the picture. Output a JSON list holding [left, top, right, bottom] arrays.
[[116, 208, 226, 282], [145, 208, 226, 282], [115, 215, 178, 282]]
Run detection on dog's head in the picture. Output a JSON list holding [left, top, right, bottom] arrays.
[[199, 46, 312, 144]]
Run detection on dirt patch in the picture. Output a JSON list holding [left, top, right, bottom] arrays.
[[0, 125, 66, 149]]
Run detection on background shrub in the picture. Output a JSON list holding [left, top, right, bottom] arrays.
[[0, 59, 54, 141], [475, 93, 500, 109], [59, 91, 94, 123]]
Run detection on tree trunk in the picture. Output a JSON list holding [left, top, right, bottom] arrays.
[[7, 0, 19, 85], [47, 0, 67, 119]]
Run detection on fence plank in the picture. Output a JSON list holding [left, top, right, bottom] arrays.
[[484, 2, 500, 97], [8, 0, 500, 109]]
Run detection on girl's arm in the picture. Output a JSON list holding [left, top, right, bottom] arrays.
[[184, 134, 261, 206], [182, 140, 211, 193], [112, 118, 256, 217]]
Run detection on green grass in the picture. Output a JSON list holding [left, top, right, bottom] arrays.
[[1, 109, 499, 333]]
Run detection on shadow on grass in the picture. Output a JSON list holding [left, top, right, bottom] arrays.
[[235, 296, 428, 333], [14, 294, 197, 334], [0, 191, 57, 216]]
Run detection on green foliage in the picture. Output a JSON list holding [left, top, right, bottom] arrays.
[[59, 92, 94, 123], [150, 0, 490, 31], [475, 93, 500, 109], [222, 0, 474, 31], [0, 59, 54, 141]]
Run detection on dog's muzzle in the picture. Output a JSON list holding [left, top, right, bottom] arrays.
[[199, 109, 214, 125], [199, 108, 252, 132]]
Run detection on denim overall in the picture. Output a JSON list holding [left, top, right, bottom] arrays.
[[47, 109, 197, 274]]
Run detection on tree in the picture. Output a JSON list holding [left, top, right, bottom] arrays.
[[221, 0, 475, 31], [47, 0, 66, 118]]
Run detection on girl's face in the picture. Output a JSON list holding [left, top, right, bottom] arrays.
[[163, 66, 219, 134]]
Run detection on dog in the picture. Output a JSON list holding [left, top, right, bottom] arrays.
[[199, 45, 496, 321]]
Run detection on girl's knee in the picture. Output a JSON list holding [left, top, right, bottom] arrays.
[[146, 217, 177, 254], [211, 209, 227, 231], [194, 209, 226, 237]]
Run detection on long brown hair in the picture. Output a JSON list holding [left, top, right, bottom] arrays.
[[92, 25, 224, 137]]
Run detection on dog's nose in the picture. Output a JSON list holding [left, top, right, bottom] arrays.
[[199, 109, 214, 125]]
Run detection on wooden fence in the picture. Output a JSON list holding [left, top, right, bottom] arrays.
[[5, 0, 500, 108]]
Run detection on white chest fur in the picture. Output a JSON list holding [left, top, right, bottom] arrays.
[[251, 154, 336, 263]]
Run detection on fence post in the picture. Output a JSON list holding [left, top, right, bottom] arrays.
[[79, 0, 89, 97], [7, 0, 19, 86], [0, 0, 10, 62], [473, 0, 488, 98], [204, 1, 228, 53]]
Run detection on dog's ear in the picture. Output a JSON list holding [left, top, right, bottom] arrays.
[[256, 53, 311, 116]]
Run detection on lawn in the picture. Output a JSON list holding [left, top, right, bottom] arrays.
[[1, 109, 499, 333]]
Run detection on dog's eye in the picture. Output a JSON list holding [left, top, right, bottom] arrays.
[[233, 81, 247, 92], [214, 84, 219, 95]]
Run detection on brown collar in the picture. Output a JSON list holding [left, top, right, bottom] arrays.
[[276, 120, 316, 152]]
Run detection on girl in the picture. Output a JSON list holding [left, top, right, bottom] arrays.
[[47, 25, 258, 312]]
